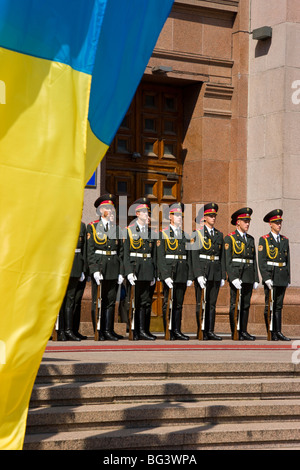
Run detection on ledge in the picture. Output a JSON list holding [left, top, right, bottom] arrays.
[[174, 0, 239, 15]]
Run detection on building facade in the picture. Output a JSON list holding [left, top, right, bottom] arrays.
[[80, 0, 300, 336]]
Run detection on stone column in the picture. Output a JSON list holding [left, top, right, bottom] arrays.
[[248, 0, 300, 333]]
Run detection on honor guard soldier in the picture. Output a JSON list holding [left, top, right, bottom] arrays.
[[224, 208, 259, 340], [123, 197, 156, 340], [56, 221, 87, 341], [157, 202, 193, 340], [191, 203, 226, 340], [258, 209, 291, 341], [87, 194, 124, 341]]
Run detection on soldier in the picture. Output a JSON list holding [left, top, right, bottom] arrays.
[[87, 194, 124, 341], [224, 207, 259, 340], [258, 209, 291, 341], [191, 203, 225, 340], [57, 221, 87, 341], [157, 202, 193, 340], [123, 197, 156, 340]]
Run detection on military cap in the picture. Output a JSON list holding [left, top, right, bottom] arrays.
[[263, 209, 283, 223], [204, 202, 218, 216], [195, 203, 217, 223], [169, 202, 184, 214], [132, 197, 151, 213], [231, 207, 253, 225], [94, 193, 116, 208]]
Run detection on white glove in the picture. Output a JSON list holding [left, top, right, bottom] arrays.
[[253, 282, 259, 290], [79, 272, 85, 282], [220, 279, 225, 287], [93, 271, 103, 285], [265, 279, 273, 290], [197, 276, 206, 289], [165, 277, 173, 289], [150, 278, 156, 286], [127, 273, 137, 285], [232, 278, 242, 290], [187, 280, 193, 287], [117, 274, 124, 285]]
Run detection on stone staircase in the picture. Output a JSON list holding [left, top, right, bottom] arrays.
[[24, 361, 300, 450]]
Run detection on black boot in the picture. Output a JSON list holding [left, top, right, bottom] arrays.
[[145, 306, 156, 340], [240, 310, 255, 340], [64, 308, 81, 341], [56, 309, 67, 341], [138, 308, 156, 340], [206, 308, 222, 340], [57, 330, 67, 341], [172, 309, 189, 340], [277, 332, 291, 341], [103, 308, 118, 341], [274, 312, 291, 341]]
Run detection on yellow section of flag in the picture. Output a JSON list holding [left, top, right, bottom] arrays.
[[0, 48, 93, 450]]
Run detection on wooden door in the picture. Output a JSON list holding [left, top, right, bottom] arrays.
[[106, 82, 183, 330]]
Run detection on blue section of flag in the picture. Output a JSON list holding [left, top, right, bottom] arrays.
[[88, 0, 174, 145], [0, 0, 107, 74]]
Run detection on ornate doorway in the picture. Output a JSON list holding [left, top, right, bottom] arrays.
[[106, 81, 183, 329]]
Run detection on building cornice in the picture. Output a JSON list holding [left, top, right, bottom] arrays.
[[173, 0, 239, 15]]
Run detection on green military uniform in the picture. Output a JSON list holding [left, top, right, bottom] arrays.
[[123, 197, 156, 340], [87, 194, 124, 341], [157, 203, 193, 340], [57, 221, 87, 341], [224, 207, 259, 340], [258, 209, 291, 341], [191, 203, 225, 340]]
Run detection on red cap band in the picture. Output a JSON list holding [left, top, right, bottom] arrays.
[[100, 200, 114, 206], [237, 213, 251, 220], [136, 204, 149, 212], [269, 215, 282, 222]]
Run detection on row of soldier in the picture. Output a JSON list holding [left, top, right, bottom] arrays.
[[55, 194, 291, 342]]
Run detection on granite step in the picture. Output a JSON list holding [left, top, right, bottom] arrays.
[[26, 399, 300, 434], [23, 420, 300, 450], [29, 377, 300, 407], [35, 361, 300, 383], [25, 359, 300, 450]]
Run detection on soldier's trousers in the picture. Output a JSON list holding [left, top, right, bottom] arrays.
[[91, 278, 118, 330], [263, 285, 286, 333], [58, 277, 79, 331], [162, 281, 186, 330], [194, 280, 220, 332], [134, 281, 152, 309], [73, 277, 87, 334], [229, 282, 253, 333]]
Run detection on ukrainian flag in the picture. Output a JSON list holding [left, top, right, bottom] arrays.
[[0, 0, 173, 450]]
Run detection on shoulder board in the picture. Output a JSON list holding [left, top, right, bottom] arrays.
[[89, 219, 99, 226], [263, 234, 270, 239], [281, 235, 288, 239], [228, 232, 235, 236]]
